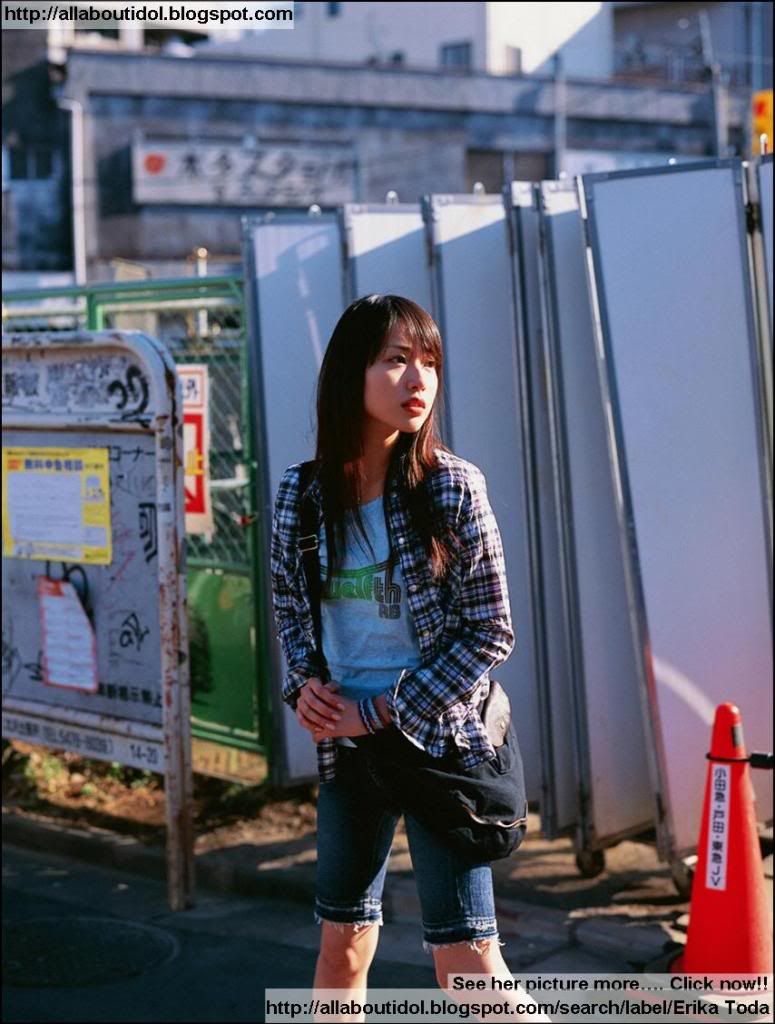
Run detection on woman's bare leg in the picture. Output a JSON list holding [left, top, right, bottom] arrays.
[[432, 938, 552, 1023], [313, 920, 381, 1023]]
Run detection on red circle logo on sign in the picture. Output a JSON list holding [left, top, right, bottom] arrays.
[[144, 153, 166, 175]]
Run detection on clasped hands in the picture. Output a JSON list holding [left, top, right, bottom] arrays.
[[295, 677, 389, 744]]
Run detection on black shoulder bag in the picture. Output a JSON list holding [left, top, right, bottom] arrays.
[[297, 460, 528, 864]]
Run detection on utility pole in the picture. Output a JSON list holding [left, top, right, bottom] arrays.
[[698, 9, 727, 156], [553, 52, 567, 178], [57, 97, 87, 284]]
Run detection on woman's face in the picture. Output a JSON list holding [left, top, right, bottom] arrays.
[[363, 325, 439, 436]]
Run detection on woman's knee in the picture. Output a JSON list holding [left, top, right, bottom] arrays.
[[431, 936, 504, 989], [318, 921, 380, 979]]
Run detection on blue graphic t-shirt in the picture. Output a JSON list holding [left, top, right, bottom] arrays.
[[318, 495, 423, 710]]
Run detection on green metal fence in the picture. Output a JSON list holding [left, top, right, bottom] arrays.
[[2, 277, 271, 766]]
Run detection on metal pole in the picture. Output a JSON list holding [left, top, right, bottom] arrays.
[[57, 98, 87, 285], [195, 247, 208, 337], [698, 9, 726, 156], [553, 53, 567, 178]]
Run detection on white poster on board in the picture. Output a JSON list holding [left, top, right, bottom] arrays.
[[178, 365, 214, 537]]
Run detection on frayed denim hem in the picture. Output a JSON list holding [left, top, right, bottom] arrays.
[[314, 897, 383, 931], [422, 933, 503, 955], [314, 912, 383, 931]]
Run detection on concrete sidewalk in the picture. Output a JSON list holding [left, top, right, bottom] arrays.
[[6, 805, 738, 974]]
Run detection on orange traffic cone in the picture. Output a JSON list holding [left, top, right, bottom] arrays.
[[672, 703, 773, 973]]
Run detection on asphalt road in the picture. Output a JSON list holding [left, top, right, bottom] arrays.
[[2, 842, 437, 1023]]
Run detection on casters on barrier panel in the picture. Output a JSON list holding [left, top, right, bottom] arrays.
[[575, 848, 606, 878], [670, 855, 697, 900]]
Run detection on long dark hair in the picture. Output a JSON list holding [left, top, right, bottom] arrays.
[[313, 294, 456, 590]]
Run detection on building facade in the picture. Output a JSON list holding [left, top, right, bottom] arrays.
[[51, 46, 746, 278], [198, 1, 614, 79], [1, 1, 769, 277]]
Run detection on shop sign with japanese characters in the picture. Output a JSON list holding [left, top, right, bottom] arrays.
[[133, 139, 357, 206]]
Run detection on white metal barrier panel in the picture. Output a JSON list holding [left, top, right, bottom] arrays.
[[1, 330, 193, 910], [537, 180, 653, 856], [579, 160, 773, 865], [342, 202, 432, 310], [243, 212, 346, 785], [423, 193, 542, 802], [506, 181, 575, 840], [243, 162, 772, 889], [755, 155, 773, 346], [749, 156, 773, 496]]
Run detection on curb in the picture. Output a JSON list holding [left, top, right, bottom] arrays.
[[2, 808, 316, 906], [2, 807, 684, 969]]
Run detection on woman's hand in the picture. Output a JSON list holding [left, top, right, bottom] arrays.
[[310, 696, 368, 743], [296, 677, 345, 734], [309, 691, 392, 743], [297, 680, 391, 743]]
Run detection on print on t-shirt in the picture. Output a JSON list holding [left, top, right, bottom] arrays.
[[316, 497, 422, 704], [321, 558, 402, 619]]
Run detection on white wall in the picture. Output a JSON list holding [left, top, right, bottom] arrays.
[[200, 2, 488, 71], [561, 148, 688, 175], [50, 2, 619, 79], [487, 1, 613, 78]]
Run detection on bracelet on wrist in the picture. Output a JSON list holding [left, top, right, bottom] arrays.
[[357, 700, 376, 735], [358, 697, 383, 734]]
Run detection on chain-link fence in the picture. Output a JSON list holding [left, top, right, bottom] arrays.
[[103, 295, 250, 571]]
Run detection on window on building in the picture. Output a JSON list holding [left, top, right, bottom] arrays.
[[465, 150, 504, 193], [34, 148, 54, 179], [327, 2, 341, 16], [7, 146, 57, 181], [505, 46, 522, 75], [9, 147, 27, 181], [74, 27, 119, 40], [466, 149, 550, 191], [440, 41, 473, 71]]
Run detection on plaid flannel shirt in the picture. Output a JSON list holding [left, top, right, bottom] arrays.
[[269, 449, 515, 785]]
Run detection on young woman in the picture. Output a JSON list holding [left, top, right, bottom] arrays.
[[270, 295, 549, 1022]]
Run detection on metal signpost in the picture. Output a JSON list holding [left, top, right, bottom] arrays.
[[1, 330, 193, 911]]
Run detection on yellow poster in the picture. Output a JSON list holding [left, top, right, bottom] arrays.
[[2, 447, 112, 565]]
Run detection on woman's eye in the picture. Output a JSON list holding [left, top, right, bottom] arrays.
[[389, 355, 436, 367]]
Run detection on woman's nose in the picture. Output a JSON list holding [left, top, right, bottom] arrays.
[[405, 362, 425, 387]]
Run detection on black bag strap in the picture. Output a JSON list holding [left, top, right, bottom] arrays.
[[297, 460, 330, 683]]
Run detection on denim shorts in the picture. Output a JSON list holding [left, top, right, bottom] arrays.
[[314, 742, 501, 954]]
